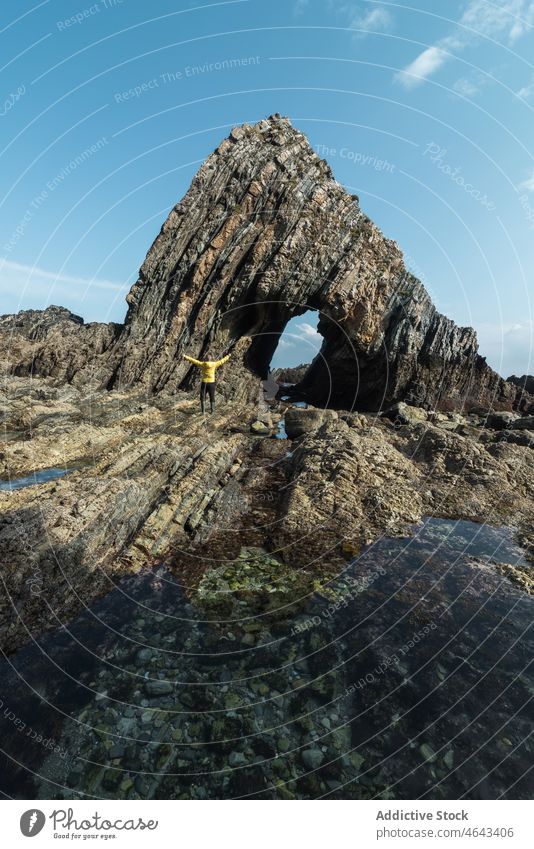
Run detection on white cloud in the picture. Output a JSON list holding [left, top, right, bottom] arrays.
[[396, 0, 534, 89], [519, 170, 534, 192], [460, 0, 533, 41], [320, 1, 394, 39], [453, 76, 479, 97], [396, 46, 448, 89], [0, 259, 128, 322], [0, 259, 125, 293], [278, 338, 295, 348], [295, 321, 321, 339], [517, 74, 534, 98], [350, 6, 393, 37]]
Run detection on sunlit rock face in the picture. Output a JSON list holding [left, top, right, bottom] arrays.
[[0, 115, 526, 411]]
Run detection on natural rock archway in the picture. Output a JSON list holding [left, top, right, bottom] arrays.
[[0, 115, 526, 412]]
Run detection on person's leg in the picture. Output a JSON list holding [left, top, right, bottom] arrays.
[[200, 382, 207, 414], [208, 382, 215, 414]]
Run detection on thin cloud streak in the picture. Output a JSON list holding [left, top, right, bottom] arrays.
[[0, 259, 127, 293], [396, 0, 534, 88]]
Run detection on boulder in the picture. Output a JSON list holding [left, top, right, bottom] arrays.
[[498, 430, 534, 448], [250, 420, 271, 435], [339, 412, 367, 429], [382, 402, 428, 427], [485, 411, 518, 430], [301, 748, 324, 770], [284, 407, 338, 439], [511, 416, 534, 431], [144, 680, 173, 696]]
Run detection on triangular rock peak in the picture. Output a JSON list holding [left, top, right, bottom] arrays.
[[1, 115, 521, 411]]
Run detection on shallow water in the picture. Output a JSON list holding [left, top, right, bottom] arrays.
[[280, 398, 308, 407], [1, 518, 532, 800], [276, 419, 288, 439], [0, 466, 75, 491]]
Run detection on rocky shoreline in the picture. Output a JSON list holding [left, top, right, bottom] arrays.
[[1, 370, 532, 655]]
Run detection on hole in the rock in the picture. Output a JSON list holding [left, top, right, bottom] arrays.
[[220, 302, 321, 380], [262, 310, 319, 406], [270, 311, 318, 374], [249, 307, 320, 379], [219, 302, 366, 410]]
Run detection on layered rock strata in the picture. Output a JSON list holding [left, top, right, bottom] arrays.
[[1, 116, 529, 412]]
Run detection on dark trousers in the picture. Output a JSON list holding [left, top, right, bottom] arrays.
[[200, 381, 216, 412]]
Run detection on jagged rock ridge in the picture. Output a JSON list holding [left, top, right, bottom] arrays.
[[0, 115, 528, 411]]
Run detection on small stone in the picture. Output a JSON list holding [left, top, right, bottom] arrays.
[[136, 648, 154, 663], [134, 775, 150, 796], [144, 680, 173, 696], [250, 420, 270, 435], [228, 751, 247, 767], [419, 743, 436, 762], [301, 748, 324, 770], [101, 768, 120, 790], [350, 752, 365, 770], [224, 692, 241, 709]]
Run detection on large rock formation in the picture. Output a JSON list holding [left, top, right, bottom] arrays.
[[0, 306, 119, 385], [0, 115, 527, 412], [507, 375, 534, 413]]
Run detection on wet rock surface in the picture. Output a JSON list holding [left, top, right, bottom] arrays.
[[1, 519, 533, 800], [284, 407, 338, 438]]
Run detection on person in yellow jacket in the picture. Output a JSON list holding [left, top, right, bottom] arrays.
[[183, 352, 230, 414]]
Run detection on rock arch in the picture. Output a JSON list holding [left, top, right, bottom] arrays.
[[0, 115, 519, 412]]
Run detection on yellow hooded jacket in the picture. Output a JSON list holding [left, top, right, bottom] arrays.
[[184, 354, 230, 383]]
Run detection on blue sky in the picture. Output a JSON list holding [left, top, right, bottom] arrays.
[[1, 0, 533, 376]]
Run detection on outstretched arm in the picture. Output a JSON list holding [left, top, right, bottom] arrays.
[[183, 354, 203, 367], [213, 354, 230, 368]]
